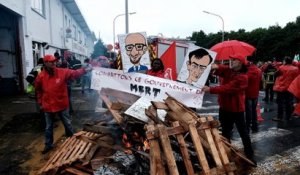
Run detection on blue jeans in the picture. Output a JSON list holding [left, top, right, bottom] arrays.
[[81, 76, 91, 91], [44, 109, 74, 148], [245, 98, 258, 133]]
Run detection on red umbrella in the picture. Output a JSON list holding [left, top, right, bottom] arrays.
[[210, 40, 256, 60]]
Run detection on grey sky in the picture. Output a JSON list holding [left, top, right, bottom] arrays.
[[76, 0, 300, 45]]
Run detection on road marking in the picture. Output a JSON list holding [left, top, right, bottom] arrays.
[[231, 127, 292, 148], [197, 112, 219, 117], [199, 105, 219, 110], [203, 100, 213, 104], [250, 145, 300, 174]]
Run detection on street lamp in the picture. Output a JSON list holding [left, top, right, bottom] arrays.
[[203, 10, 224, 42], [113, 12, 136, 53]]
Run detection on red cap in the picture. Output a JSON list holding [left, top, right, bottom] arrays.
[[229, 53, 247, 65], [43, 54, 56, 62]]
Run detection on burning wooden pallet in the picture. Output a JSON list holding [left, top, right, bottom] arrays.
[[39, 131, 100, 175], [144, 94, 256, 175], [39, 88, 255, 174]]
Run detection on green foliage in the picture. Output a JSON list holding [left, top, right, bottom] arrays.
[[91, 38, 108, 59], [189, 16, 300, 62]]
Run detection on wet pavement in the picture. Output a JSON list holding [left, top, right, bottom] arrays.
[[0, 88, 300, 174], [0, 89, 105, 175], [199, 91, 300, 175]]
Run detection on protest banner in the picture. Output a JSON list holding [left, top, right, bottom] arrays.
[[91, 67, 205, 108]]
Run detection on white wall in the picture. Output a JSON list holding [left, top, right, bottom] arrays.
[[0, 0, 25, 16], [49, 0, 64, 48]]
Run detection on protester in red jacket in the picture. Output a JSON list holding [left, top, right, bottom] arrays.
[[273, 56, 299, 121], [35, 54, 91, 154], [202, 54, 256, 164], [147, 58, 166, 78], [288, 74, 300, 117], [245, 62, 262, 133]]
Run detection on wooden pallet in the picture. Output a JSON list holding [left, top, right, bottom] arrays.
[[39, 131, 100, 174], [145, 94, 237, 175]]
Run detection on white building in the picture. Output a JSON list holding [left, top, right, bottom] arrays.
[[0, 0, 96, 95]]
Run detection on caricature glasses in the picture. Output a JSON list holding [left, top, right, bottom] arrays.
[[190, 62, 207, 71], [125, 43, 146, 51]]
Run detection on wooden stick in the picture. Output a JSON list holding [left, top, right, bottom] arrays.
[[172, 121, 195, 175], [157, 124, 179, 175], [146, 124, 166, 175], [207, 116, 235, 175], [188, 123, 210, 175]]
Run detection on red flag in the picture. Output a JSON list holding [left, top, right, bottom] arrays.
[[160, 41, 177, 80]]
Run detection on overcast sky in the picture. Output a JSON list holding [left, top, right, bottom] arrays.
[[76, 0, 300, 45]]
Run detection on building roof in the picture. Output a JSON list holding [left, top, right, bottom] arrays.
[[61, 0, 95, 40]]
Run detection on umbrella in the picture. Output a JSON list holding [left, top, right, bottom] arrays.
[[210, 40, 256, 60]]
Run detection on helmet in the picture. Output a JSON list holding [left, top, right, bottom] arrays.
[[43, 55, 56, 62]]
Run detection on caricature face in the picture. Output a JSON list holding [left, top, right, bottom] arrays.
[[186, 55, 210, 84], [125, 33, 147, 65]]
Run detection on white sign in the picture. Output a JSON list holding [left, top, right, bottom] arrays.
[[91, 67, 205, 108], [177, 44, 216, 88], [124, 96, 167, 122], [118, 32, 151, 73]]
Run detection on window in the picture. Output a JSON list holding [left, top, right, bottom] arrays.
[[78, 31, 81, 43], [31, 0, 45, 16], [65, 15, 68, 27], [73, 25, 77, 40]]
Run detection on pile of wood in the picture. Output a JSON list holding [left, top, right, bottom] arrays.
[[145, 96, 236, 175], [39, 88, 255, 175], [39, 131, 99, 175]]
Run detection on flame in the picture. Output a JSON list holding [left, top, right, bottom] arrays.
[[122, 132, 150, 154], [143, 139, 150, 151], [122, 133, 132, 148]]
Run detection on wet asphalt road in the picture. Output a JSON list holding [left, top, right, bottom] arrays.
[[0, 88, 300, 174], [200, 91, 300, 175]]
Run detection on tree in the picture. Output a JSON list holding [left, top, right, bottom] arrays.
[[91, 38, 108, 59]]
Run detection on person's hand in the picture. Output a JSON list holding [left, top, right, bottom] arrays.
[[211, 63, 219, 70], [201, 86, 210, 93]]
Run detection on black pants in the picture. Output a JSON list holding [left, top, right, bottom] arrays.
[[264, 83, 274, 102], [219, 108, 254, 157], [265, 84, 274, 102], [245, 98, 258, 133], [276, 91, 294, 120]]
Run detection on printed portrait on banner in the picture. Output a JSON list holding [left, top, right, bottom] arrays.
[[118, 32, 151, 73], [177, 44, 216, 88]]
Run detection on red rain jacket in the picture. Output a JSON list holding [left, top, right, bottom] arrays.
[[210, 65, 248, 112], [273, 65, 299, 92], [35, 67, 86, 112], [147, 70, 165, 78], [288, 74, 300, 115], [246, 63, 262, 98]]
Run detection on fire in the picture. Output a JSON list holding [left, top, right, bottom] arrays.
[[143, 139, 150, 151], [122, 132, 150, 154], [122, 133, 132, 148], [122, 133, 133, 154]]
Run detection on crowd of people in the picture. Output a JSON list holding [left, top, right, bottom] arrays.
[[258, 57, 300, 120], [26, 52, 115, 154], [26, 50, 300, 166], [202, 54, 299, 164]]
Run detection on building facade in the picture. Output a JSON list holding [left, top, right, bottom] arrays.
[[0, 0, 96, 95]]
